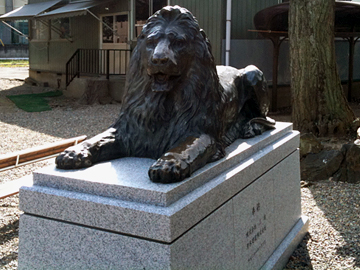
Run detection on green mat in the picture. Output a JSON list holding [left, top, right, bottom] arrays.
[[7, 91, 63, 112]]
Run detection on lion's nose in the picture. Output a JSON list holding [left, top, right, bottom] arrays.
[[151, 54, 169, 65], [151, 39, 171, 66]]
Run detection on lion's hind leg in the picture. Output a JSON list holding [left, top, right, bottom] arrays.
[[236, 65, 275, 138]]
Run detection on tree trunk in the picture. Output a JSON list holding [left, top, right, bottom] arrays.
[[289, 0, 355, 136]]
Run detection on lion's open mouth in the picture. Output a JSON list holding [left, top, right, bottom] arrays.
[[151, 73, 180, 92], [155, 73, 169, 83]]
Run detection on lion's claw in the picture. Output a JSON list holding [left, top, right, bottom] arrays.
[[149, 157, 190, 183], [56, 146, 93, 169]]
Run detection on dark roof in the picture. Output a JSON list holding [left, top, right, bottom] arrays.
[[0, 0, 63, 20], [37, 0, 113, 20], [254, 1, 360, 34]]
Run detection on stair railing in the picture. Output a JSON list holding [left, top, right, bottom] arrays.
[[66, 48, 131, 87]]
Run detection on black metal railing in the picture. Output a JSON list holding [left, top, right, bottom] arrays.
[[66, 48, 131, 87]]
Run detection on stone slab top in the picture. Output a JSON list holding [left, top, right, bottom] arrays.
[[33, 122, 293, 207]]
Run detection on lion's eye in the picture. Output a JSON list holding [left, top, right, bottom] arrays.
[[146, 39, 157, 48], [174, 39, 186, 48]]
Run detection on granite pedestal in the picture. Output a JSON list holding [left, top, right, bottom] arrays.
[[18, 122, 308, 270]]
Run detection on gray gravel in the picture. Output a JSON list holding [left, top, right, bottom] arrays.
[[0, 79, 119, 269], [285, 180, 360, 270], [1, 79, 360, 269]]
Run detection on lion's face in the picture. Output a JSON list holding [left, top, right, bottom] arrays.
[[145, 25, 191, 92], [137, 6, 210, 93]]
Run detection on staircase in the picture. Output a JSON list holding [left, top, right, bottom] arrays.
[[65, 48, 131, 87]]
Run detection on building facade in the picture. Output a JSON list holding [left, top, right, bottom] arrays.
[[1, 0, 285, 97]]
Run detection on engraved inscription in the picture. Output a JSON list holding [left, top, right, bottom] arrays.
[[248, 240, 267, 263], [246, 225, 266, 250], [245, 203, 268, 261]]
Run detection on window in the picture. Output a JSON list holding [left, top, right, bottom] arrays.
[[102, 14, 129, 44], [32, 20, 49, 41], [12, 20, 28, 44], [51, 18, 70, 40], [135, 0, 167, 36], [0, 20, 28, 44]]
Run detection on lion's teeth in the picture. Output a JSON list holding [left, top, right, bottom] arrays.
[[159, 74, 166, 79], [157, 74, 167, 82]]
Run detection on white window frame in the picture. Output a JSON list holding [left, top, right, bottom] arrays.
[[50, 17, 71, 41], [100, 11, 130, 49], [134, 0, 169, 39], [31, 19, 50, 42]]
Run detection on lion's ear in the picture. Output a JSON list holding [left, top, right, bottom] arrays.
[[200, 29, 207, 41], [199, 29, 213, 60]]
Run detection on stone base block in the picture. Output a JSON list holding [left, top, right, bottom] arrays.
[[18, 122, 308, 269]]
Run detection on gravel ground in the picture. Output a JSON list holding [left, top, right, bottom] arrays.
[[0, 79, 119, 269], [1, 79, 360, 269], [285, 180, 360, 270]]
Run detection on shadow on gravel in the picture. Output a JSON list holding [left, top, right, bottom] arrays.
[[0, 219, 19, 246], [284, 233, 313, 269], [0, 252, 18, 268], [307, 181, 360, 267]]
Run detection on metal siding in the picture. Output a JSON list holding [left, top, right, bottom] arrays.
[[29, 42, 47, 70], [169, 0, 224, 64], [231, 0, 278, 39]]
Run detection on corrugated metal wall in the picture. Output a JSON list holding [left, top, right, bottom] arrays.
[[168, 0, 279, 62], [231, 0, 278, 39], [169, 0, 225, 64]]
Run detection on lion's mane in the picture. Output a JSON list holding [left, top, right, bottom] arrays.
[[112, 6, 226, 159]]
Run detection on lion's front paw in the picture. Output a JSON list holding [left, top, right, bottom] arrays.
[[55, 145, 93, 169], [148, 156, 190, 183]]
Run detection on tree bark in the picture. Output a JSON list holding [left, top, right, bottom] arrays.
[[289, 0, 355, 136]]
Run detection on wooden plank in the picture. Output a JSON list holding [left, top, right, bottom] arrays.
[[0, 135, 88, 199], [0, 135, 87, 171], [0, 175, 33, 200]]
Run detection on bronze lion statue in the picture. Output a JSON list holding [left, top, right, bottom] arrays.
[[56, 6, 275, 183]]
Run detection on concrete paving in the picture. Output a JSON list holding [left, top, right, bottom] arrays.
[[0, 67, 29, 80]]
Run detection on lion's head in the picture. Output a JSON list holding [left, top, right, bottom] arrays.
[[126, 6, 218, 94], [122, 6, 224, 143]]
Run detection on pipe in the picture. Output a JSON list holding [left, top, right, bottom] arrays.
[[1, 21, 28, 38], [130, 0, 135, 43], [225, 0, 232, 66]]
